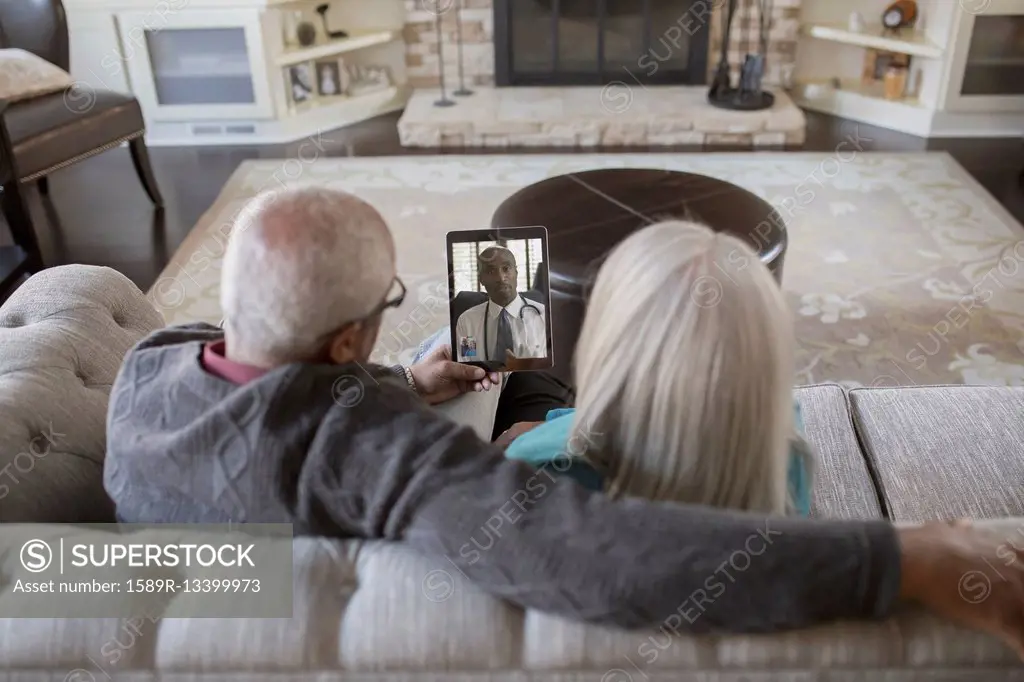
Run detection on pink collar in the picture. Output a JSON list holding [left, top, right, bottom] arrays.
[[201, 340, 269, 385]]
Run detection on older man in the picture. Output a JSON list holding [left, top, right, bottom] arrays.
[[105, 187, 1024, 649]]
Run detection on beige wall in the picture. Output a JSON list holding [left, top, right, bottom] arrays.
[[403, 0, 802, 89]]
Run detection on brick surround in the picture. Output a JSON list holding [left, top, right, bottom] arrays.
[[403, 0, 802, 90]]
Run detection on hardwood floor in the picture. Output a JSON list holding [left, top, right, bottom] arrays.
[[6, 110, 1023, 295]]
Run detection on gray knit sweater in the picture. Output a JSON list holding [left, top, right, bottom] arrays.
[[105, 324, 901, 632]]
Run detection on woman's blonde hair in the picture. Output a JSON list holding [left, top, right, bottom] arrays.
[[570, 220, 796, 514]]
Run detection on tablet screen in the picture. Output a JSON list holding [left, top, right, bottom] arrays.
[[446, 226, 553, 372]]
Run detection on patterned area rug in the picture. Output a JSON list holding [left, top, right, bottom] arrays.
[[149, 153, 1024, 387]]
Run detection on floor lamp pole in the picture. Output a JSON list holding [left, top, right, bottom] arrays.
[[433, 1, 455, 107], [453, 0, 473, 96]]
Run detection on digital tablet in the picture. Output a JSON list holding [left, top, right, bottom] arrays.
[[446, 226, 553, 372]]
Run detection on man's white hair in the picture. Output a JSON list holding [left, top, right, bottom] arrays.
[[220, 186, 395, 365], [571, 220, 796, 514]]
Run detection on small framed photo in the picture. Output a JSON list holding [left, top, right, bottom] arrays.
[[347, 63, 392, 97], [862, 49, 910, 84], [288, 63, 314, 104], [315, 60, 344, 97]]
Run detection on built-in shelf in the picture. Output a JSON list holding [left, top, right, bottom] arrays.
[[797, 78, 925, 108], [289, 85, 398, 114], [792, 78, 931, 136], [801, 22, 945, 59], [275, 30, 399, 67]]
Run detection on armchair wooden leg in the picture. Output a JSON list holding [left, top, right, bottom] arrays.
[[128, 136, 164, 208], [37, 176, 49, 196], [1, 181, 43, 271]]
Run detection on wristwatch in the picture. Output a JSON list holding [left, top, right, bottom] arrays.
[[390, 364, 417, 393]]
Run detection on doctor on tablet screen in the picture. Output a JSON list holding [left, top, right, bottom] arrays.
[[455, 246, 547, 363]]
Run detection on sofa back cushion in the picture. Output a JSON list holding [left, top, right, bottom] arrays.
[[0, 265, 163, 522]]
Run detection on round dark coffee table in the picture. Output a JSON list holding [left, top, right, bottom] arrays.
[[491, 168, 788, 383]]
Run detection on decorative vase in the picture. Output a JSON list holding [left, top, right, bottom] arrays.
[[316, 3, 349, 40], [779, 63, 795, 89], [297, 22, 318, 47], [282, 10, 303, 47], [848, 11, 866, 33], [884, 65, 908, 99]]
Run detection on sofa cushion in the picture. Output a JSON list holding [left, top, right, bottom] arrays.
[[793, 384, 884, 520], [850, 385, 1024, 521], [0, 265, 163, 522]]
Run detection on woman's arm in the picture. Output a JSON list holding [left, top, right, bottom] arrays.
[[787, 401, 815, 516]]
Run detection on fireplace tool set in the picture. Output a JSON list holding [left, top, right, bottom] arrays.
[[708, 0, 775, 111]]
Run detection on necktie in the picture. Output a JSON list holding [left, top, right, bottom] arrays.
[[495, 308, 515, 360]]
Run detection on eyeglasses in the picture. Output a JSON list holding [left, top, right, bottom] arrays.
[[366, 276, 406, 318], [311, 276, 406, 353]]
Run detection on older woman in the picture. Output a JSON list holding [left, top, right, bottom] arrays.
[[503, 220, 814, 515]]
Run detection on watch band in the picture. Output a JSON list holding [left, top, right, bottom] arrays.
[[402, 365, 417, 393], [390, 364, 417, 393]]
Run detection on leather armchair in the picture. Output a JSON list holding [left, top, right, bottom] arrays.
[[0, 0, 163, 295]]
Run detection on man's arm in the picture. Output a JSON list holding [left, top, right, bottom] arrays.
[[304, 379, 898, 632]]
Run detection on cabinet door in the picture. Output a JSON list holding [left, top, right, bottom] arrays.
[[66, 10, 131, 95], [118, 8, 273, 121], [945, 0, 1024, 112]]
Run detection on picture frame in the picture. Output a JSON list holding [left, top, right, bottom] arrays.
[[346, 63, 392, 97], [315, 59, 345, 97], [862, 49, 911, 85], [287, 63, 315, 105]]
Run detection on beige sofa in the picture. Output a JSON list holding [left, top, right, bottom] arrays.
[[1, 265, 1023, 681]]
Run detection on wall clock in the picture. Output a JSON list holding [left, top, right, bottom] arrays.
[[882, 0, 918, 30]]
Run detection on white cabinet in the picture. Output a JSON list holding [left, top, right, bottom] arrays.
[[942, 0, 1024, 113], [64, 0, 409, 145], [117, 8, 275, 121]]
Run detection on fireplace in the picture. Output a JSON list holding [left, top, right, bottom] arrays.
[[493, 0, 711, 86]]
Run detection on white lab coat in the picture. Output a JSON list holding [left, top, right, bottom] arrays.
[[455, 295, 547, 362]]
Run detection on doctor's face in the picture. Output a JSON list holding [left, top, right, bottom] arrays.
[[479, 248, 518, 306]]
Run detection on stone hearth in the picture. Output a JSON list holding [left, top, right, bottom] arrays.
[[398, 86, 806, 148]]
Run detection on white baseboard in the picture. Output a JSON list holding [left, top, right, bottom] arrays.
[[142, 86, 409, 147]]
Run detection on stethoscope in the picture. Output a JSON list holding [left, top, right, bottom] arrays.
[[480, 294, 543, 360]]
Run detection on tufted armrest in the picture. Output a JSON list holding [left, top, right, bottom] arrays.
[[0, 265, 163, 522]]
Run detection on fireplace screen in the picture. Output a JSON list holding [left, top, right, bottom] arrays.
[[494, 0, 711, 86]]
